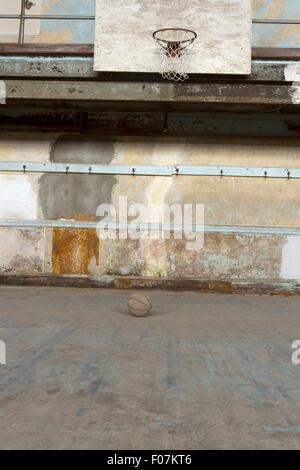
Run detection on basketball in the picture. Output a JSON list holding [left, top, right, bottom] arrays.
[[128, 293, 152, 317]]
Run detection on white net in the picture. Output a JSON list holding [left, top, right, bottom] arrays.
[[153, 29, 196, 82]]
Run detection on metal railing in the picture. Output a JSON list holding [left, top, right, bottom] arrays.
[[1, 0, 94, 44], [0, 0, 300, 45]]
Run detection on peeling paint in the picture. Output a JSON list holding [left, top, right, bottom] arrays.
[[164, 233, 283, 280], [0, 228, 44, 273], [253, 0, 300, 47]]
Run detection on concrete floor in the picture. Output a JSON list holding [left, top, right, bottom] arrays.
[[0, 286, 299, 450]]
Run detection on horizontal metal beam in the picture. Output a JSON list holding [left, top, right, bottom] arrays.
[[0, 56, 297, 82], [0, 44, 95, 55], [2, 109, 300, 137], [0, 15, 299, 24], [176, 165, 299, 179], [0, 219, 299, 236], [1, 80, 294, 105], [0, 15, 94, 20], [252, 19, 300, 25], [1, 45, 300, 61], [0, 162, 299, 179], [0, 162, 171, 176]]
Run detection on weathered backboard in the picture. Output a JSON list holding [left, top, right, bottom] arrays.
[[94, 0, 252, 75]]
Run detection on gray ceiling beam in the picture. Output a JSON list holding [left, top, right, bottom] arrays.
[[1, 79, 295, 105], [0, 56, 297, 82]]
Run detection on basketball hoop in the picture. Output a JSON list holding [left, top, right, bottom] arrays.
[[153, 28, 197, 82]]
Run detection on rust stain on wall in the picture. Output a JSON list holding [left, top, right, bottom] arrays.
[[52, 215, 99, 275], [208, 281, 233, 293]]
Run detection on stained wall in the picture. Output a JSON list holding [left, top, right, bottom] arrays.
[[0, 132, 300, 281]]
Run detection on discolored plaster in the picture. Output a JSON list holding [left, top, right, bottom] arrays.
[[0, 132, 300, 282], [98, 238, 144, 277], [0, 174, 39, 220], [44, 227, 53, 274], [58, 230, 285, 280], [253, 0, 300, 48], [165, 175, 300, 228], [0, 228, 44, 274], [28, 29, 73, 44], [112, 136, 300, 229], [39, 134, 117, 219], [48, 134, 116, 164], [164, 232, 284, 280], [0, 132, 57, 163]]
